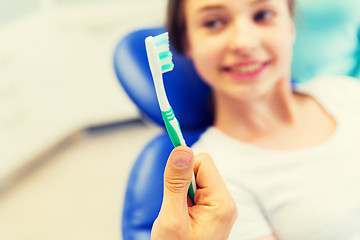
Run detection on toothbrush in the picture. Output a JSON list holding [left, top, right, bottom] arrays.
[[145, 32, 197, 202]]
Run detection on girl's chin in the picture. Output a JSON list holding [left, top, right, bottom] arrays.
[[218, 81, 278, 102]]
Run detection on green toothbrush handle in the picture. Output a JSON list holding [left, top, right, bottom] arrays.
[[162, 107, 196, 202], [161, 108, 185, 147], [188, 180, 196, 202]]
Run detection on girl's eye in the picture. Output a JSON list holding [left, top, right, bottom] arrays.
[[254, 10, 275, 22], [203, 19, 225, 29]]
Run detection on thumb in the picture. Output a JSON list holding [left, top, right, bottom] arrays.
[[161, 146, 194, 214]]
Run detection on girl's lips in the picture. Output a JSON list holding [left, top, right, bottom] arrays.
[[222, 62, 269, 79]]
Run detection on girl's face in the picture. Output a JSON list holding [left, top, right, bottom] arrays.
[[184, 0, 295, 102]]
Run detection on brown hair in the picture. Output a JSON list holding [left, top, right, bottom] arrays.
[[166, 0, 295, 54]]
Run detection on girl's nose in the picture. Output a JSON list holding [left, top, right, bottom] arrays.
[[227, 20, 259, 55]]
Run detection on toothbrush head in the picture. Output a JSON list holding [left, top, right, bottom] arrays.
[[153, 32, 174, 73]]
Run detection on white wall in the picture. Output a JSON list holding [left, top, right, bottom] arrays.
[[0, 0, 166, 185], [0, 0, 40, 26]]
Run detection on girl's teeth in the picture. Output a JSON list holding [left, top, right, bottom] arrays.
[[231, 63, 262, 73]]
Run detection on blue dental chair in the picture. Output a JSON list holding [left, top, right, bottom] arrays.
[[114, 27, 212, 240]]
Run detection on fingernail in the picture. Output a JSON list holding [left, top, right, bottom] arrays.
[[172, 151, 191, 168]]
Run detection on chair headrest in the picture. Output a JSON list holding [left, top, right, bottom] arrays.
[[114, 27, 213, 130]]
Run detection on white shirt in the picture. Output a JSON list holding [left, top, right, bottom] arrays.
[[191, 76, 360, 240]]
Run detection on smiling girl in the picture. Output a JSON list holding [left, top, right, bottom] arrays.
[[152, 0, 360, 239]]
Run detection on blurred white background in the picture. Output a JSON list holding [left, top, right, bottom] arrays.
[[0, 0, 164, 239], [0, 0, 165, 186]]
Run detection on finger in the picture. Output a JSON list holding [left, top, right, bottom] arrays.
[[194, 153, 225, 190], [193, 153, 229, 204], [161, 146, 195, 215]]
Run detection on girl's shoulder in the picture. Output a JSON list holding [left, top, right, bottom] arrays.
[[298, 74, 359, 89], [295, 75, 360, 114], [296, 75, 360, 99]]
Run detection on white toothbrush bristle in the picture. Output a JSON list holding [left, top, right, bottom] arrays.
[[153, 32, 174, 73]]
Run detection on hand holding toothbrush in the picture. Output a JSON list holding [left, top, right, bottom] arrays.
[[151, 146, 237, 240]]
